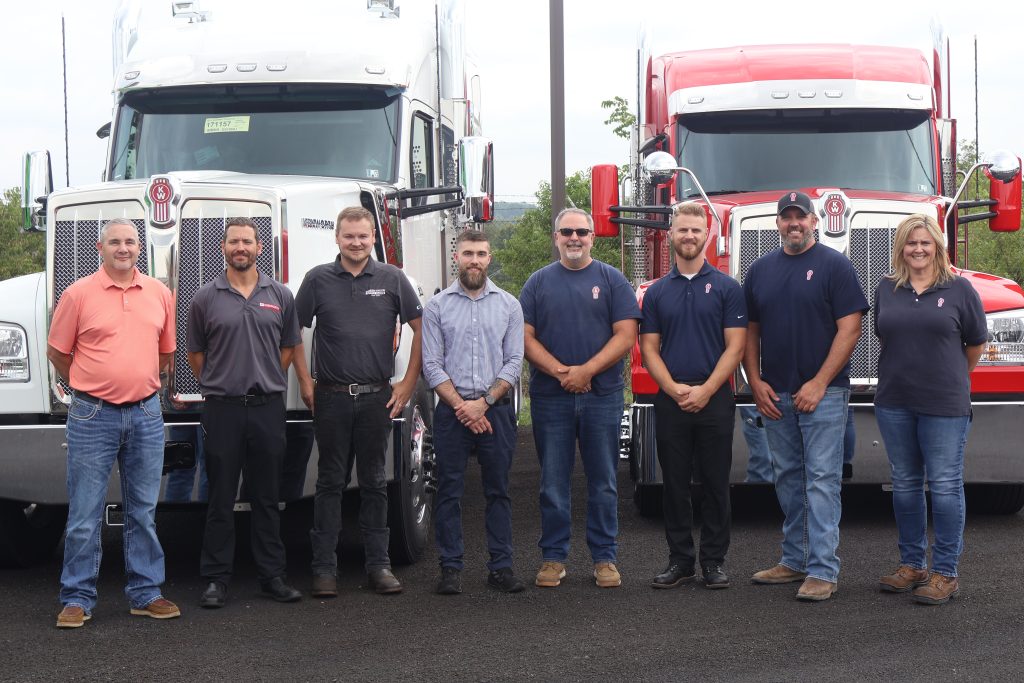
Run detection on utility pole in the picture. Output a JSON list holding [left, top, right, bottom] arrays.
[[549, 0, 565, 258]]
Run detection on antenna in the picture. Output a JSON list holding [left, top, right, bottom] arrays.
[[974, 34, 979, 196], [62, 15, 70, 187]]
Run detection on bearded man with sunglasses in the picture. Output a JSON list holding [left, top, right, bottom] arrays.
[[520, 208, 641, 589]]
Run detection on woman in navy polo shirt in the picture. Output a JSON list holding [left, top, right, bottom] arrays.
[[874, 214, 987, 605]]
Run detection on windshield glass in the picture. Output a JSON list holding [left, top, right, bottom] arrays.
[[109, 84, 401, 181], [675, 109, 936, 197]]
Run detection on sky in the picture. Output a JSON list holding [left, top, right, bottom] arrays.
[[1, 0, 1022, 203]]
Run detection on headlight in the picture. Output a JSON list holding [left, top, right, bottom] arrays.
[[979, 309, 1024, 365], [0, 324, 30, 382]]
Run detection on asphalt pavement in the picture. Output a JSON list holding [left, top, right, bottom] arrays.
[[2, 427, 1023, 682]]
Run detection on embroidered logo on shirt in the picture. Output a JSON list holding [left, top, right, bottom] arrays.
[[592, 286, 600, 300], [938, 297, 945, 308], [705, 283, 712, 294], [259, 302, 281, 312], [806, 270, 814, 281], [365, 288, 387, 297]]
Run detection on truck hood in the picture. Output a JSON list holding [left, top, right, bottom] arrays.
[[955, 270, 1024, 314]]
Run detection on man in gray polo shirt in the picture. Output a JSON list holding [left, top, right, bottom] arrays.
[[294, 206, 423, 597], [187, 217, 303, 608]]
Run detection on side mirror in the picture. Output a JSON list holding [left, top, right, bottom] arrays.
[[643, 151, 678, 185], [985, 152, 1022, 232], [96, 122, 111, 139], [591, 164, 620, 237], [21, 150, 53, 232], [458, 136, 494, 223]]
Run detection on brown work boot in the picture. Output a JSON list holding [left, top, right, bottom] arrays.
[[796, 577, 838, 601], [594, 562, 621, 588], [311, 574, 338, 598], [130, 597, 181, 619], [56, 605, 91, 629], [879, 565, 929, 593], [535, 561, 566, 588], [912, 573, 959, 605], [751, 564, 807, 584], [367, 568, 403, 595]]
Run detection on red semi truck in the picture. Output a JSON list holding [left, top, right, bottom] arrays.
[[592, 41, 1024, 514]]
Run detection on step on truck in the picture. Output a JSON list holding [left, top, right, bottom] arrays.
[[0, 0, 495, 567]]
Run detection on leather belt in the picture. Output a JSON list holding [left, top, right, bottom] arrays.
[[317, 381, 389, 396], [205, 392, 281, 406], [74, 391, 156, 409]]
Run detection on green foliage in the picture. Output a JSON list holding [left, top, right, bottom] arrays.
[[600, 96, 635, 142], [0, 189, 45, 281]]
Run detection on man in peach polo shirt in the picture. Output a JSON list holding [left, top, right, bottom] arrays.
[[47, 218, 180, 629]]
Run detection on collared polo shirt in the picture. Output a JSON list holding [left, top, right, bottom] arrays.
[[519, 259, 641, 397], [186, 271, 301, 396], [421, 278, 524, 398], [48, 267, 175, 403], [640, 261, 747, 382], [874, 275, 986, 416], [295, 256, 422, 385], [744, 243, 869, 392]]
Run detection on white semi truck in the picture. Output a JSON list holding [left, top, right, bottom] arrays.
[[0, 0, 494, 566]]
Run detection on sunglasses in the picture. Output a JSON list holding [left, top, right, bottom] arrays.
[[557, 227, 592, 237]]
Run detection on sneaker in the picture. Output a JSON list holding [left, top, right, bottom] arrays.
[[535, 561, 566, 588], [130, 597, 181, 619], [751, 564, 807, 584], [594, 562, 621, 588], [199, 581, 227, 609], [878, 565, 929, 593], [56, 605, 91, 629], [435, 567, 462, 595], [912, 573, 959, 605], [311, 574, 338, 598], [701, 564, 730, 590], [796, 577, 838, 601], [487, 568, 526, 593]]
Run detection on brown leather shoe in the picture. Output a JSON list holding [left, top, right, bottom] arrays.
[[367, 568, 403, 595], [912, 573, 959, 605], [796, 577, 838, 601], [879, 565, 929, 593], [130, 597, 181, 619], [535, 561, 567, 588], [751, 564, 807, 584], [594, 562, 621, 588], [311, 575, 338, 598], [56, 605, 91, 629]]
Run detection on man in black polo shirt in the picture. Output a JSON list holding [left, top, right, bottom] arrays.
[[187, 217, 303, 608], [294, 206, 423, 597], [640, 202, 747, 590]]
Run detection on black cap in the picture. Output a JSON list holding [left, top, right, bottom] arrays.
[[777, 191, 814, 216]]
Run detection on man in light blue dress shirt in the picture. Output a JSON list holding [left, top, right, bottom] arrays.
[[421, 230, 525, 595]]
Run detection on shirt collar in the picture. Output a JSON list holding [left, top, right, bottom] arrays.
[[669, 260, 713, 279], [899, 279, 952, 294], [96, 266, 141, 289], [214, 270, 272, 290], [444, 276, 495, 300], [332, 255, 379, 278]]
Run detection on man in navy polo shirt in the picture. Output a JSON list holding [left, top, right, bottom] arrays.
[[743, 191, 868, 601], [640, 202, 746, 590], [521, 208, 641, 589]]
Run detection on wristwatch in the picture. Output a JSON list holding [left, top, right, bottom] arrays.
[[483, 393, 497, 407]]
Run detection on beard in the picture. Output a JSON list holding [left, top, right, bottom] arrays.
[[673, 239, 706, 262], [459, 266, 487, 290], [228, 254, 256, 272]]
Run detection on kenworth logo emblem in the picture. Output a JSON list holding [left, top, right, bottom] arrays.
[[145, 175, 182, 228], [819, 190, 851, 238]]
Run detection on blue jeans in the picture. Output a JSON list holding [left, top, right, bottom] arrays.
[[843, 406, 856, 465], [875, 406, 970, 577], [741, 406, 774, 483], [60, 394, 167, 612], [531, 391, 623, 563], [762, 388, 848, 583]]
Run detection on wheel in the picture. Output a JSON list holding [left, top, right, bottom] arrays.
[[387, 385, 435, 564], [633, 483, 663, 518], [966, 484, 1024, 515], [0, 502, 68, 568]]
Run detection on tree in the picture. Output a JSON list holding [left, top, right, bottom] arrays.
[[0, 189, 46, 281], [600, 96, 635, 142]]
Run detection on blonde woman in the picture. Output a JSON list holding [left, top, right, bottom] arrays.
[[873, 214, 986, 605]]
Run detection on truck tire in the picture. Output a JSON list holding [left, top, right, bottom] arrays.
[[0, 502, 68, 568], [966, 484, 1024, 515], [633, 483, 663, 518], [387, 385, 435, 564]]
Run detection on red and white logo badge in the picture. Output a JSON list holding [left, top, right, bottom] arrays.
[[705, 283, 712, 294], [819, 190, 851, 238], [592, 286, 601, 300], [259, 302, 281, 312], [938, 298, 945, 308], [806, 270, 814, 281], [790, 192, 797, 202], [145, 175, 182, 228]]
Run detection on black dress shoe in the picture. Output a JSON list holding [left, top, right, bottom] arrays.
[[651, 564, 695, 589], [199, 581, 227, 609], [842, 463, 854, 480], [487, 568, 526, 593], [435, 567, 462, 595], [701, 564, 731, 589], [367, 568, 403, 595], [259, 577, 302, 603]]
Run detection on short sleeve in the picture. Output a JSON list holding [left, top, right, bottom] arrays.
[[608, 267, 641, 323], [722, 280, 748, 328], [47, 286, 81, 354], [959, 279, 988, 346], [158, 285, 176, 354], [278, 287, 302, 348], [295, 269, 317, 329], [186, 291, 208, 353], [830, 256, 870, 320], [639, 283, 661, 335], [519, 272, 538, 327], [743, 263, 760, 324]]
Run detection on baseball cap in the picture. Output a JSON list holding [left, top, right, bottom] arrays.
[[777, 191, 814, 216]]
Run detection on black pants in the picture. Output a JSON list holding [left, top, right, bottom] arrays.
[[653, 384, 734, 569], [200, 394, 287, 584]]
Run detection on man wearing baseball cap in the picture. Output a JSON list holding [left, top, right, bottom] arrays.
[[742, 190, 868, 601]]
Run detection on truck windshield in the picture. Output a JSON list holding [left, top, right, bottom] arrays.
[[675, 108, 936, 197], [109, 84, 401, 182]]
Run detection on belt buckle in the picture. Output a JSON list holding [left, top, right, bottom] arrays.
[[243, 394, 256, 406], [348, 383, 359, 396]]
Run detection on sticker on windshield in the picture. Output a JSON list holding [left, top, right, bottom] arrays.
[[204, 116, 250, 134]]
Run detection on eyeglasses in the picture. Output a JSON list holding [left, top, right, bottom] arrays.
[[557, 227, 592, 237]]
